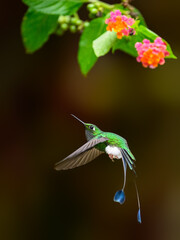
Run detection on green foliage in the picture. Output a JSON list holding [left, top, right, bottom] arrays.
[[21, 0, 176, 74], [23, 0, 87, 15], [78, 17, 106, 75], [93, 31, 117, 57], [21, 9, 58, 53], [112, 35, 138, 57]]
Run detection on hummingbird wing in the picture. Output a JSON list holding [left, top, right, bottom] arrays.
[[54, 137, 108, 170], [55, 148, 102, 170]]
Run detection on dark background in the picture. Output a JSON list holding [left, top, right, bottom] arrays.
[[0, 0, 180, 239]]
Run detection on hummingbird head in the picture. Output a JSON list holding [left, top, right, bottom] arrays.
[[71, 114, 102, 141]]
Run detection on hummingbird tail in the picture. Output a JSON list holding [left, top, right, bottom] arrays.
[[113, 158, 127, 205], [122, 157, 127, 191], [134, 180, 142, 223], [120, 149, 136, 175]]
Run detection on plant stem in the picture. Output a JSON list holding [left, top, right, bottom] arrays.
[[98, 1, 114, 9], [88, 0, 114, 10]]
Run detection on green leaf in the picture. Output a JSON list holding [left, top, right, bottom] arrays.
[[23, 0, 87, 15], [93, 31, 117, 57], [112, 35, 138, 57], [131, 7, 147, 27], [138, 25, 159, 39], [78, 17, 106, 75], [113, 25, 176, 59], [21, 9, 58, 53]]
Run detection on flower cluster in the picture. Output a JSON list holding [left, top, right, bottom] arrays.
[[135, 37, 170, 68], [105, 10, 135, 39]]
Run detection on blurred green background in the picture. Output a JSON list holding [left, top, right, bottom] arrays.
[[0, 0, 180, 239]]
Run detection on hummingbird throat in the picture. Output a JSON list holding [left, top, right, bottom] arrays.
[[85, 129, 94, 141]]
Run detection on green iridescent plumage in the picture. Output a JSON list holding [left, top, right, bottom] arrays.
[[93, 130, 135, 159]]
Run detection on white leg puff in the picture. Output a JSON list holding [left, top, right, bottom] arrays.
[[105, 145, 122, 160]]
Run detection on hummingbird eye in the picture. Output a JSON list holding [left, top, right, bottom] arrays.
[[89, 125, 95, 131]]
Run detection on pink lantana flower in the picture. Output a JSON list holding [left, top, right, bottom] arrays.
[[105, 10, 136, 39], [135, 37, 170, 68]]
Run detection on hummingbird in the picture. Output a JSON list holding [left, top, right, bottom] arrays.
[[54, 114, 141, 223]]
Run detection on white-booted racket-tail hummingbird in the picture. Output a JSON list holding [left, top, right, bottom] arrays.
[[54, 114, 141, 223]]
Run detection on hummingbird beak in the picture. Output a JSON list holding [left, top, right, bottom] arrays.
[[71, 114, 85, 125]]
